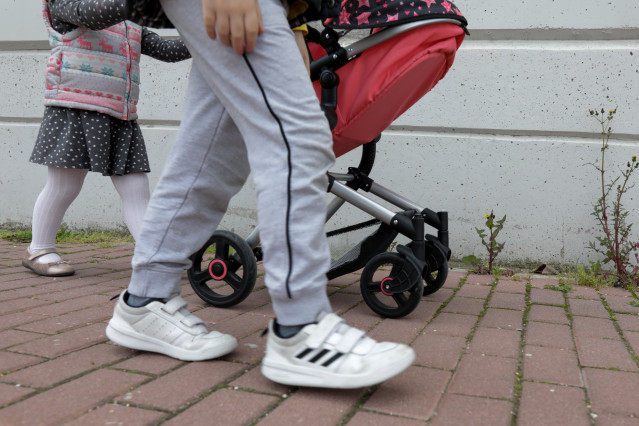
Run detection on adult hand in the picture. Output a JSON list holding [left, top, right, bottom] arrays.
[[202, 0, 264, 55]]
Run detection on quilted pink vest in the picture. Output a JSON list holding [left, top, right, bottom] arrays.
[[42, 0, 143, 120]]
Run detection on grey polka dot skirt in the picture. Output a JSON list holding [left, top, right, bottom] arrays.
[[30, 106, 150, 176]]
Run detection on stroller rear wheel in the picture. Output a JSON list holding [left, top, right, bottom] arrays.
[[360, 252, 423, 318], [188, 231, 257, 308], [422, 241, 449, 296]]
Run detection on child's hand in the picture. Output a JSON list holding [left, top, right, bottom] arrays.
[[202, 0, 264, 55]]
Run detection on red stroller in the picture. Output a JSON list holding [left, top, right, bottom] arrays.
[[187, 0, 468, 318]]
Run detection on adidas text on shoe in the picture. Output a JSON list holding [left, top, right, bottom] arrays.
[[106, 291, 237, 361], [261, 312, 415, 388]]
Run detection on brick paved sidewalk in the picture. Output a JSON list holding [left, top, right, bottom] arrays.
[[1, 240, 639, 425]]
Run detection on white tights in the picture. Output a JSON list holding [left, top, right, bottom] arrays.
[[30, 167, 150, 263]]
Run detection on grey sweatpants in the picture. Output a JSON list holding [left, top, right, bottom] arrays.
[[127, 0, 335, 325]]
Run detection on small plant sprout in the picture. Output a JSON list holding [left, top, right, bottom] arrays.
[[588, 107, 639, 288], [475, 210, 507, 275]]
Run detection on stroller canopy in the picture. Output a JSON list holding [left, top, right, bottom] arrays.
[[325, 0, 466, 30]]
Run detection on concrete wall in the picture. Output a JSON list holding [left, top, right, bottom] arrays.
[[1, 1, 638, 268]]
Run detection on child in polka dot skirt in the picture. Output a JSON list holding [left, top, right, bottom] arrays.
[[23, 0, 191, 277]]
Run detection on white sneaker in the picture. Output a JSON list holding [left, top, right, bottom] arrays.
[[261, 312, 415, 388], [106, 291, 237, 361]]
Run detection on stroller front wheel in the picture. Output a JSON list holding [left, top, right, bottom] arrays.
[[359, 252, 423, 318], [188, 231, 257, 308]]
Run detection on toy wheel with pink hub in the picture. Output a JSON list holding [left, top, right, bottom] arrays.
[[188, 230, 257, 307]]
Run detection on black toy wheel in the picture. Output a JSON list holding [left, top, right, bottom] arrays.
[[360, 252, 423, 318], [422, 242, 449, 296], [188, 230, 257, 307]]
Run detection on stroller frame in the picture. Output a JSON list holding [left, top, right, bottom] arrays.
[[187, 18, 461, 318]]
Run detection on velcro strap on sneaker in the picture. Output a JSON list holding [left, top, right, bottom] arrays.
[[335, 327, 365, 353], [162, 296, 188, 315], [180, 313, 207, 328], [306, 313, 343, 349]]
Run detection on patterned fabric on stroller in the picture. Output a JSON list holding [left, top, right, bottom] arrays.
[[187, 0, 468, 318]]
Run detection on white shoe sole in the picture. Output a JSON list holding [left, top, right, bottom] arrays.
[[261, 347, 415, 388], [106, 318, 237, 361]]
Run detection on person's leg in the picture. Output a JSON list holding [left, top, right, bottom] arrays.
[[105, 65, 249, 360], [24, 167, 86, 276], [159, 0, 335, 325], [110, 172, 150, 240]]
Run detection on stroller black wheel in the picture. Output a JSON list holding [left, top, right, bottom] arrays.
[[188, 230, 257, 308], [422, 242, 449, 296], [360, 252, 423, 318]]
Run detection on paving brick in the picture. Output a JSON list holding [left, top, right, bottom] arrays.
[[489, 292, 526, 310], [64, 403, 167, 426], [495, 280, 527, 294], [3, 343, 134, 387], [616, 313, 639, 332], [529, 288, 566, 305], [0, 351, 43, 374], [424, 287, 454, 303], [430, 394, 512, 426], [35, 284, 113, 302], [26, 294, 111, 316], [442, 296, 485, 316], [468, 327, 520, 358], [116, 361, 246, 411], [443, 270, 466, 288], [203, 312, 269, 340], [364, 366, 450, 420], [0, 311, 45, 331], [0, 369, 147, 425], [0, 382, 34, 406], [112, 352, 184, 375], [595, 413, 639, 426], [569, 298, 610, 318], [16, 305, 112, 334], [529, 277, 560, 289], [259, 387, 365, 426], [456, 283, 492, 299], [412, 333, 466, 369], [572, 316, 620, 339], [423, 312, 477, 337], [229, 365, 292, 395], [9, 323, 107, 357], [583, 368, 639, 416], [566, 286, 601, 299], [225, 329, 267, 364], [327, 272, 359, 287], [605, 295, 639, 315], [522, 345, 582, 386], [466, 274, 495, 285], [448, 353, 517, 399], [480, 308, 523, 330], [339, 303, 384, 330], [525, 321, 573, 349], [348, 411, 425, 425], [0, 297, 51, 316], [575, 336, 637, 371], [527, 305, 568, 325], [624, 331, 639, 357], [0, 329, 44, 350], [518, 382, 589, 426], [164, 388, 278, 426], [369, 316, 429, 345], [328, 292, 362, 314]]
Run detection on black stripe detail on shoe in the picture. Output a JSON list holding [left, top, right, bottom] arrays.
[[322, 352, 344, 367], [243, 54, 294, 299], [309, 349, 330, 363], [295, 348, 313, 359]]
